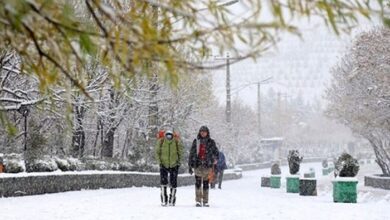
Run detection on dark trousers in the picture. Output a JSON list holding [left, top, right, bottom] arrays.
[[195, 176, 209, 191], [215, 169, 224, 188], [160, 166, 179, 188], [194, 167, 210, 203]]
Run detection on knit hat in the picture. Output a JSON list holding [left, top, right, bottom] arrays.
[[199, 126, 209, 132]]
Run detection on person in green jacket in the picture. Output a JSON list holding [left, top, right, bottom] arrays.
[[155, 130, 183, 206]]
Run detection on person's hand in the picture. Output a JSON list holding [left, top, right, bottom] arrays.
[[189, 167, 193, 175]]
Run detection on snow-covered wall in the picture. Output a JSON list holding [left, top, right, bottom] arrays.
[[0, 170, 242, 197], [237, 157, 323, 171], [364, 175, 390, 190]]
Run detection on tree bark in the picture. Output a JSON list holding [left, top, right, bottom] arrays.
[[71, 102, 85, 158]]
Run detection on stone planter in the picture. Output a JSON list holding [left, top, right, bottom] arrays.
[[286, 175, 299, 193], [270, 175, 281, 188], [261, 176, 270, 187], [332, 178, 358, 203], [299, 178, 317, 196]]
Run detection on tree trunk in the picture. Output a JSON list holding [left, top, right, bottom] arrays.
[[93, 117, 102, 157], [71, 103, 85, 158], [102, 128, 115, 158], [148, 5, 159, 139], [121, 129, 131, 159], [367, 134, 390, 176]]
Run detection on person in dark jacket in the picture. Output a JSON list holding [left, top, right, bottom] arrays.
[[215, 151, 227, 189], [188, 126, 219, 207]]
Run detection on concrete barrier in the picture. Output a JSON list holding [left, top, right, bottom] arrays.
[[0, 169, 242, 198], [236, 162, 272, 171], [236, 157, 323, 171], [364, 175, 390, 190]]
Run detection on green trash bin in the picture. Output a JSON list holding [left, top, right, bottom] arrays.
[[332, 178, 358, 203], [286, 176, 299, 193], [261, 176, 270, 187], [299, 178, 317, 196], [270, 175, 281, 188]]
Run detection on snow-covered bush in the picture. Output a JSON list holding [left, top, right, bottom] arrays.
[[110, 161, 120, 171], [2, 153, 25, 173], [84, 159, 109, 171], [67, 158, 84, 171], [334, 153, 359, 177], [55, 157, 71, 171], [25, 156, 58, 172], [271, 163, 281, 175], [119, 161, 134, 171], [54, 157, 84, 172], [4, 159, 25, 173], [287, 150, 303, 175]]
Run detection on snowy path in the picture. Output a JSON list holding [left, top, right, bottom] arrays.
[[1, 162, 389, 220]]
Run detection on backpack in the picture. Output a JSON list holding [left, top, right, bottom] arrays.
[[0, 163, 4, 173], [208, 165, 216, 182]]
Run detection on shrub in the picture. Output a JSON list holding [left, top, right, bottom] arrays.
[[1, 153, 24, 173], [334, 153, 359, 177], [55, 157, 71, 171], [25, 156, 58, 172], [271, 163, 281, 175], [84, 159, 109, 171], [4, 159, 25, 173], [119, 161, 134, 171], [110, 161, 120, 171], [67, 158, 84, 171], [287, 150, 303, 175]]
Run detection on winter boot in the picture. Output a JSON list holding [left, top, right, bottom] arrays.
[[196, 202, 202, 207], [160, 185, 168, 206], [169, 188, 177, 206]]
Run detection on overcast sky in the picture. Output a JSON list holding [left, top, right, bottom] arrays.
[[209, 1, 380, 109]]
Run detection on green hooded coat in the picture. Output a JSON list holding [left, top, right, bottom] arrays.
[[155, 138, 183, 168]]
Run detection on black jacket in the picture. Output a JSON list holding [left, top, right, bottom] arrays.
[[188, 135, 219, 169]]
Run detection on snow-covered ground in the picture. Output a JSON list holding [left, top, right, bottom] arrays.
[[1, 162, 389, 220]]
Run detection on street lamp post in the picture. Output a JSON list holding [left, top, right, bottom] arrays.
[[256, 77, 272, 138], [226, 53, 231, 124]]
